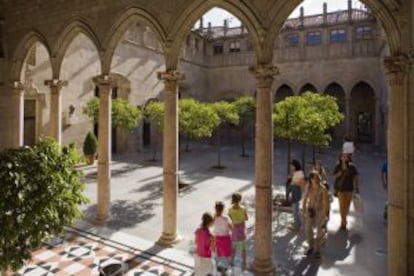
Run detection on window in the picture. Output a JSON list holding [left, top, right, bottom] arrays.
[[330, 29, 347, 43], [286, 34, 299, 47], [213, 44, 224, 55], [229, 41, 241, 52], [306, 32, 322, 45], [355, 26, 372, 39]]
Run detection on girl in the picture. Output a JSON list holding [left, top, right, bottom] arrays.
[[194, 212, 214, 276], [302, 172, 328, 259], [288, 159, 305, 230], [228, 193, 248, 271], [212, 201, 232, 273]]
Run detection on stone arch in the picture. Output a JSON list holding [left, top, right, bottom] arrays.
[[10, 30, 52, 81], [346, 77, 379, 98], [325, 82, 347, 140], [266, 0, 401, 56], [299, 82, 318, 94], [350, 81, 376, 143], [102, 7, 167, 74], [274, 84, 294, 103], [167, 0, 264, 68], [53, 19, 102, 78]]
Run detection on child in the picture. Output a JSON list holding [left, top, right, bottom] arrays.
[[194, 212, 214, 276], [212, 201, 232, 273], [228, 193, 248, 271]]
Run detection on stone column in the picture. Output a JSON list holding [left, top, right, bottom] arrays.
[[157, 70, 184, 246], [345, 93, 351, 138], [44, 79, 67, 144], [11, 81, 24, 147], [92, 75, 115, 223], [249, 65, 278, 274], [383, 55, 410, 276]]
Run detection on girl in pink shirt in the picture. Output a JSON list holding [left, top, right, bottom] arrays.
[[194, 212, 214, 276]]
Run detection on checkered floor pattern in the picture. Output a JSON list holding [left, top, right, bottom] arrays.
[[14, 229, 193, 276]]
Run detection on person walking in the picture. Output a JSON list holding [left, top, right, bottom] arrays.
[[212, 201, 232, 273], [228, 193, 248, 271], [287, 159, 305, 231], [194, 212, 214, 276], [313, 160, 331, 229], [333, 153, 359, 230], [302, 171, 329, 258], [381, 158, 388, 221]]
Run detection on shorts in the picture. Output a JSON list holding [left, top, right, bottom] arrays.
[[232, 240, 246, 251]]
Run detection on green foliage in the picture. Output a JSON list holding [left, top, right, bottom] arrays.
[[179, 98, 220, 139], [0, 138, 89, 271], [211, 101, 240, 126], [233, 96, 256, 122], [83, 97, 142, 130], [82, 131, 97, 155], [144, 101, 165, 131], [273, 91, 344, 146], [112, 98, 142, 130], [83, 97, 99, 123]]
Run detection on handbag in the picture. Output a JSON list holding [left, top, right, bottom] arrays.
[[353, 193, 364, 213]]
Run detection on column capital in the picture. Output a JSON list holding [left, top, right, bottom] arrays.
[[383, 53, 412, 85], [249, 65, 279, 88], [157, 70, 185, 91], [11, 81, 24, 91], [92, 74, 116, 87], [44, 79, 68, 89]]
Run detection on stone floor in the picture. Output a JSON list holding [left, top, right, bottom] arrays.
[[14, 140, 388, 275]]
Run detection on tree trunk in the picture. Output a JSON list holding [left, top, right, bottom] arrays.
[[185, 133, 191, 152], [312, 145, 316, 164], [287, 138, 292, 175], [215, 129, 224, 169], [301, 143, 306, 174], [240, 124, 248, 157]]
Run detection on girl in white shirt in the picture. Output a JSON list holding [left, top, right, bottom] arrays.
[[212, 201, 232, 272]]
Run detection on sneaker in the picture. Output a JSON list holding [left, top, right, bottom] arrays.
[[305, 248, 314, 256], [288, 224, 300, 231]]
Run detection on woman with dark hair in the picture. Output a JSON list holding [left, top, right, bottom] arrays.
[[333, 153, 359, 230], [288, 159, 305, 230]]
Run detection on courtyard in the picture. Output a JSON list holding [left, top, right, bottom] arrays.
[[15, 141, 387, 275]]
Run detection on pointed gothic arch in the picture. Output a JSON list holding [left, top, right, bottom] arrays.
[[350, 81, 376, 143], [275, 84, 294, 102], [52, 19, 102, 78]]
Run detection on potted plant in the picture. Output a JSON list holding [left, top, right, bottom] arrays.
[[83, 131, 97, 165]]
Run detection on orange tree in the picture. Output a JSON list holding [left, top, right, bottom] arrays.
[[273, 92, 344, 170], [0, 138, 89, 273]]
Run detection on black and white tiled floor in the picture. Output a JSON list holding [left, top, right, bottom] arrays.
[[14, 228, 193, 276]]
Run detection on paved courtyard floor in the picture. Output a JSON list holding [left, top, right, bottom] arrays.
[[16, 141, 388, 275]]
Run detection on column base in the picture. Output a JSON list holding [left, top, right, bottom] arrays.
[[156, 232, 182, 247], [251, 259, 275, 275], [94, 212, 110, 225]]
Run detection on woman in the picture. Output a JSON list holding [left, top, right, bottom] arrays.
[[287, 159, 305, 230], [333, 153, 359, 230], [302, 172, 328, 258]]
